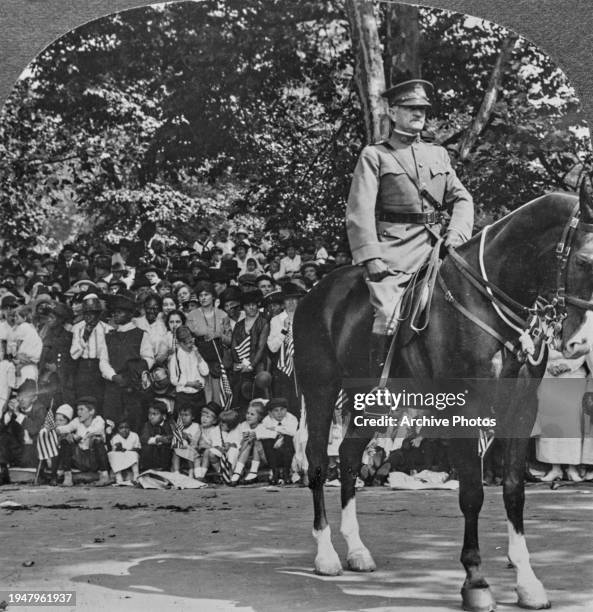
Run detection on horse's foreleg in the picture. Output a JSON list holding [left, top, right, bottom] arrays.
[[339, 434, 376, 572], [454, 438, 496, 612], [307, 404, 342, 576], [503, 437, 550, 610]]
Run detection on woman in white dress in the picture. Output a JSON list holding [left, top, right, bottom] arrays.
[[534, 342, 593, 482]]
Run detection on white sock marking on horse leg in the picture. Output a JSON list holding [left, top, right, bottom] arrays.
[[507, 521, 549, 608], [313, 525, 342, 575], [341, 498, 376, 571]]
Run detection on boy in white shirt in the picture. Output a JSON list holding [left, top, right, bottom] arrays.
[[56, 396, 110, 487], [257, 397, 298, 485]]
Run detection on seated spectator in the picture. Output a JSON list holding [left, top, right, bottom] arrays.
[[108, 419, 141, 485], [171, 405, 201, 478], [231, 399, 267, 484], [140, 400, 173, 471], [199, 408, 241, 484], [46, 403, 74, 485], [0, 379, 46, 474], [56, 396, 110, 487], [195, 401, 223, 481], [257, 397, 298, 485]]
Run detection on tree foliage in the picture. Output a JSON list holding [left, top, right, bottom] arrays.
[[0, 1, 589, 249]]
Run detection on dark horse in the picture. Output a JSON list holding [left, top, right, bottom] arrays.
[[294, 180, 593, 611]]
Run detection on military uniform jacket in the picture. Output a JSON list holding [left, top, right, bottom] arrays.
[[346, 133, 474, 271]]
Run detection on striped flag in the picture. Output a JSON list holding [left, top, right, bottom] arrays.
[[171, 414, 185, 449], [210, 339, 233, 411], [219, 365, 233, 410], [219, 426, 233, 485], [478, 428, 494, 459], [36, 407, 59, 461], [234, 335, 251, 363], [335, 389, 349, 413], [278, 323, 294, 377]]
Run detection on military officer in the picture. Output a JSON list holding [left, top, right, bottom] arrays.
[[346, 78, 474, 377]]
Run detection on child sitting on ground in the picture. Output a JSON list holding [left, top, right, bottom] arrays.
[[231, 399, 266, 484], [108, 420, 141, 485], [195, 401, 223, 481], [140, 400, 173, 471], [257, 397, 298, 485], [171, 405, 201, 478], [55, 396, 110, 487], [45, 403, 73, 485]]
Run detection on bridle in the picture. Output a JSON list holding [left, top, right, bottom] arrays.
[[439, 202, 593, 363]]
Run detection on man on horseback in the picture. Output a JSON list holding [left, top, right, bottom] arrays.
[[346, 78, 474, 378]]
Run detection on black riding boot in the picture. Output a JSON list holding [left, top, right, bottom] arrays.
[[369, 332, 392, 381]]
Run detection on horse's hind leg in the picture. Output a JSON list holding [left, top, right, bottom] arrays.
[[306, 383, 343, 576], [452, 438, 496, 612], [339, 430, 376, 572]]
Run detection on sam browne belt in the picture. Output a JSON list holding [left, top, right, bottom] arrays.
[[378, 211, 437, 224]]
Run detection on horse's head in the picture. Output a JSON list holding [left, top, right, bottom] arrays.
[[560, 175, 593, 358]]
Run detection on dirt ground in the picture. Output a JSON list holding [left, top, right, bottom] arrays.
[[1, 481, 592, 612]]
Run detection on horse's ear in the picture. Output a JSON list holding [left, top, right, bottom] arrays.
[[579, 173, 593, 223]]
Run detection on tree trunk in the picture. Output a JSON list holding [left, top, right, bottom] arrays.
[[458, 36, 518, 161], [385, 3, 421, 85], [344, 0, 387, 144]]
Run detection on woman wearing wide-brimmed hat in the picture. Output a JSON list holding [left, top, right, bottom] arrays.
[[230, 290, 270, 415]]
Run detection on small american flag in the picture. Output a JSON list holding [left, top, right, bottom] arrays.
[[335, 389, 349, 412], [478, 428, 494, 459], [36, 407, 59, 461], [219, 426, 233, 484], [278, 323, 294, 377], [171, 414, 185, 449], [234, 335, 251, 363], [219, 365, 233, 410]]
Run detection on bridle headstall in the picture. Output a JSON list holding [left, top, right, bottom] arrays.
[[439, 203, 593, 364]]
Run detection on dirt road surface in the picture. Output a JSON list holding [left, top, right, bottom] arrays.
[[1, 483, 592, 612]]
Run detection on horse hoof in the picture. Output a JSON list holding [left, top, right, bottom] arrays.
[[516, 584, 551, 609], [314, 554, 343, 576], [346, 548, 376, 572], [461, 586, 496, 612]]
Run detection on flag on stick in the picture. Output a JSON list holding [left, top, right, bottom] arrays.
[[211, 340, 233, 410], [234, 335, 251, 363], [278, 324, 294, 377], [36, 407, 59, 461], [171, 414, 185, 449]]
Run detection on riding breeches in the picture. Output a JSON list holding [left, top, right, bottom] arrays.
[[366, 271, 413, 335]]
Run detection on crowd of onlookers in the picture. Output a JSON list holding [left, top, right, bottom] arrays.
[[0, 225, 354, 487], [0, 223, 591, 489]]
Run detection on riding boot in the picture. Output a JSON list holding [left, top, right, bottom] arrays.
[[369, 332, 392, 381]]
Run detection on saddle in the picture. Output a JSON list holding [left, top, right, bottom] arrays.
[[379, 236, 443, 387], [396, 237, 444, 347]]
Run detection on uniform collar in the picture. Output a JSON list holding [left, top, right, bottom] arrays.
[[389, 129, 422, 146]]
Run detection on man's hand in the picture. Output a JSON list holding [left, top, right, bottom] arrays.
[[444, 231, 464, 249], [365, 259, 390, 282]]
